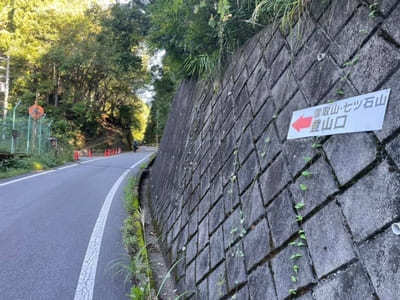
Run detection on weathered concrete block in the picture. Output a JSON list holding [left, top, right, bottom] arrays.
[[232, 68, 248, 102], [348, 34, 400, 93], [210, 226, 225, 269], [308, 0, 330, 20], [233, 51, 248, 83], [251, 99, 276, 140], [238, 125, 255, 164], [238, 151, 260, 194], [267, 189, 299, 248], [271, 243, 315, 300], [297, 292, 314, 300], [269, 46, 290, 88], [360, 227, 400, 300], [198, 191, 211, 222], [209, 198, 225, 235], [221, 153, 235, 187], [376, 69, 400, 141], [198, 215, 209, 251], [263, 30, 285, 66], [300, 57, 339, 105], [242, 181, 265, 230], [286, 15, 316, 54], [196, 246, 210, 283], [313, 263, 375, 300], [235, 104, 253, 142], [249, 70, 271, 115], [271, 68, 298, 111], [248, 263, 277, 300], [304, 202, 356, 278], [223, 180, 240, 214], [186, 260, 196, 290], [235, 84, 251, 119], [230, 286, 249, 299], [330, 6, 378, 66], [282, 137, 318, 177], [259, 153, 291, 205], [210, 174, 223, 206], [243, 219, 271, 270], [256, 123, 281, 171], [208, 262, 227, 300], [186, 234, 198, 265], [196, 278, 208, 300], [383, 3, 400, 44], [178, 224, 188, 253], [387, 135, 400, 167], [320, 0, 358, 39], [379, 0, 399, 15], [290, 157, 339, 217], [246, 41, 265, 76], [188, 205, 198, 237], [319, 78, 357, 105], [226, 242, 247, 292], [223, 208, 243, 250], [293, 29, 330, 79], [247, 56, 267, 95], [338, 160, 400, 241], [275, 91, 309, 142], [323, 132, 376, 185]]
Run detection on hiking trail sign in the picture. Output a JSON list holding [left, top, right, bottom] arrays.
[[287, 89, 391, 140]]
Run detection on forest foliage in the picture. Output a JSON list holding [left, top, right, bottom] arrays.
[[146, 0, 305, 79], [0, 0, 150, 149]]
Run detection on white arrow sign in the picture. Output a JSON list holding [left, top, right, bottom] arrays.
[[287, 89, 391, 139]]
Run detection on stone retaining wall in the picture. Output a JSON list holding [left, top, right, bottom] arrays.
[[149, 1, 400, 299]]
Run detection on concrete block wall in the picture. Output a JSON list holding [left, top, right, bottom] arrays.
[[149, 1, 400, 299]]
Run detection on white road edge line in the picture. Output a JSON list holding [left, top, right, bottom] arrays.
[[73, 154, 152, 300], [57, 164, 79, 170], [0, 170, 56, 187], [80, 157, 107, 164]]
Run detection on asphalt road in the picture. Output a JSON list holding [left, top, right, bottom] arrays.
[[0, 149, 154, 300]]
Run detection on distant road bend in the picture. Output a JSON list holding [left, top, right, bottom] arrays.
[[0, 149, 155, 300]]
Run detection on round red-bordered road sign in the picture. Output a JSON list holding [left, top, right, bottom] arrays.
[[29, 104, 45, 120]]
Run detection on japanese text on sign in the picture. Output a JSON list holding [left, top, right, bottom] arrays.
[[287, 89, 390, 139]]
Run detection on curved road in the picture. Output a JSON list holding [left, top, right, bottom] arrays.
[[0, 149, 154, 300]]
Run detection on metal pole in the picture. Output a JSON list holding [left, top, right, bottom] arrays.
[[10, 99, 21, 154], [26, 116, 31, 153], [47, 120, 53, 153], [38, 114, 45, 155], [3, 56, 10, 120]]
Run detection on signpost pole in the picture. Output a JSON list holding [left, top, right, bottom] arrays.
[[26, 116, 31, 154], [38, 114, 45, 155], [10, 100, 21, 154]]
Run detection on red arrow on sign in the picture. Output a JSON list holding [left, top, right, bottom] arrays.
[[292, 116, 313, 132]]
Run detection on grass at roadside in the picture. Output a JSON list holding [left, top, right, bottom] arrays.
[[122, 175, 154, 300], [0, 151, 73, 180]]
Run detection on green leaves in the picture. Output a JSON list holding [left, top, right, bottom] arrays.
[[336, 89, 345, 96], [299, 183, 308, 191], [293, 265, 299, 273], [290, 253, 302, 260], [311, 143, 322, 149], [295, 202, 305, 210]]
